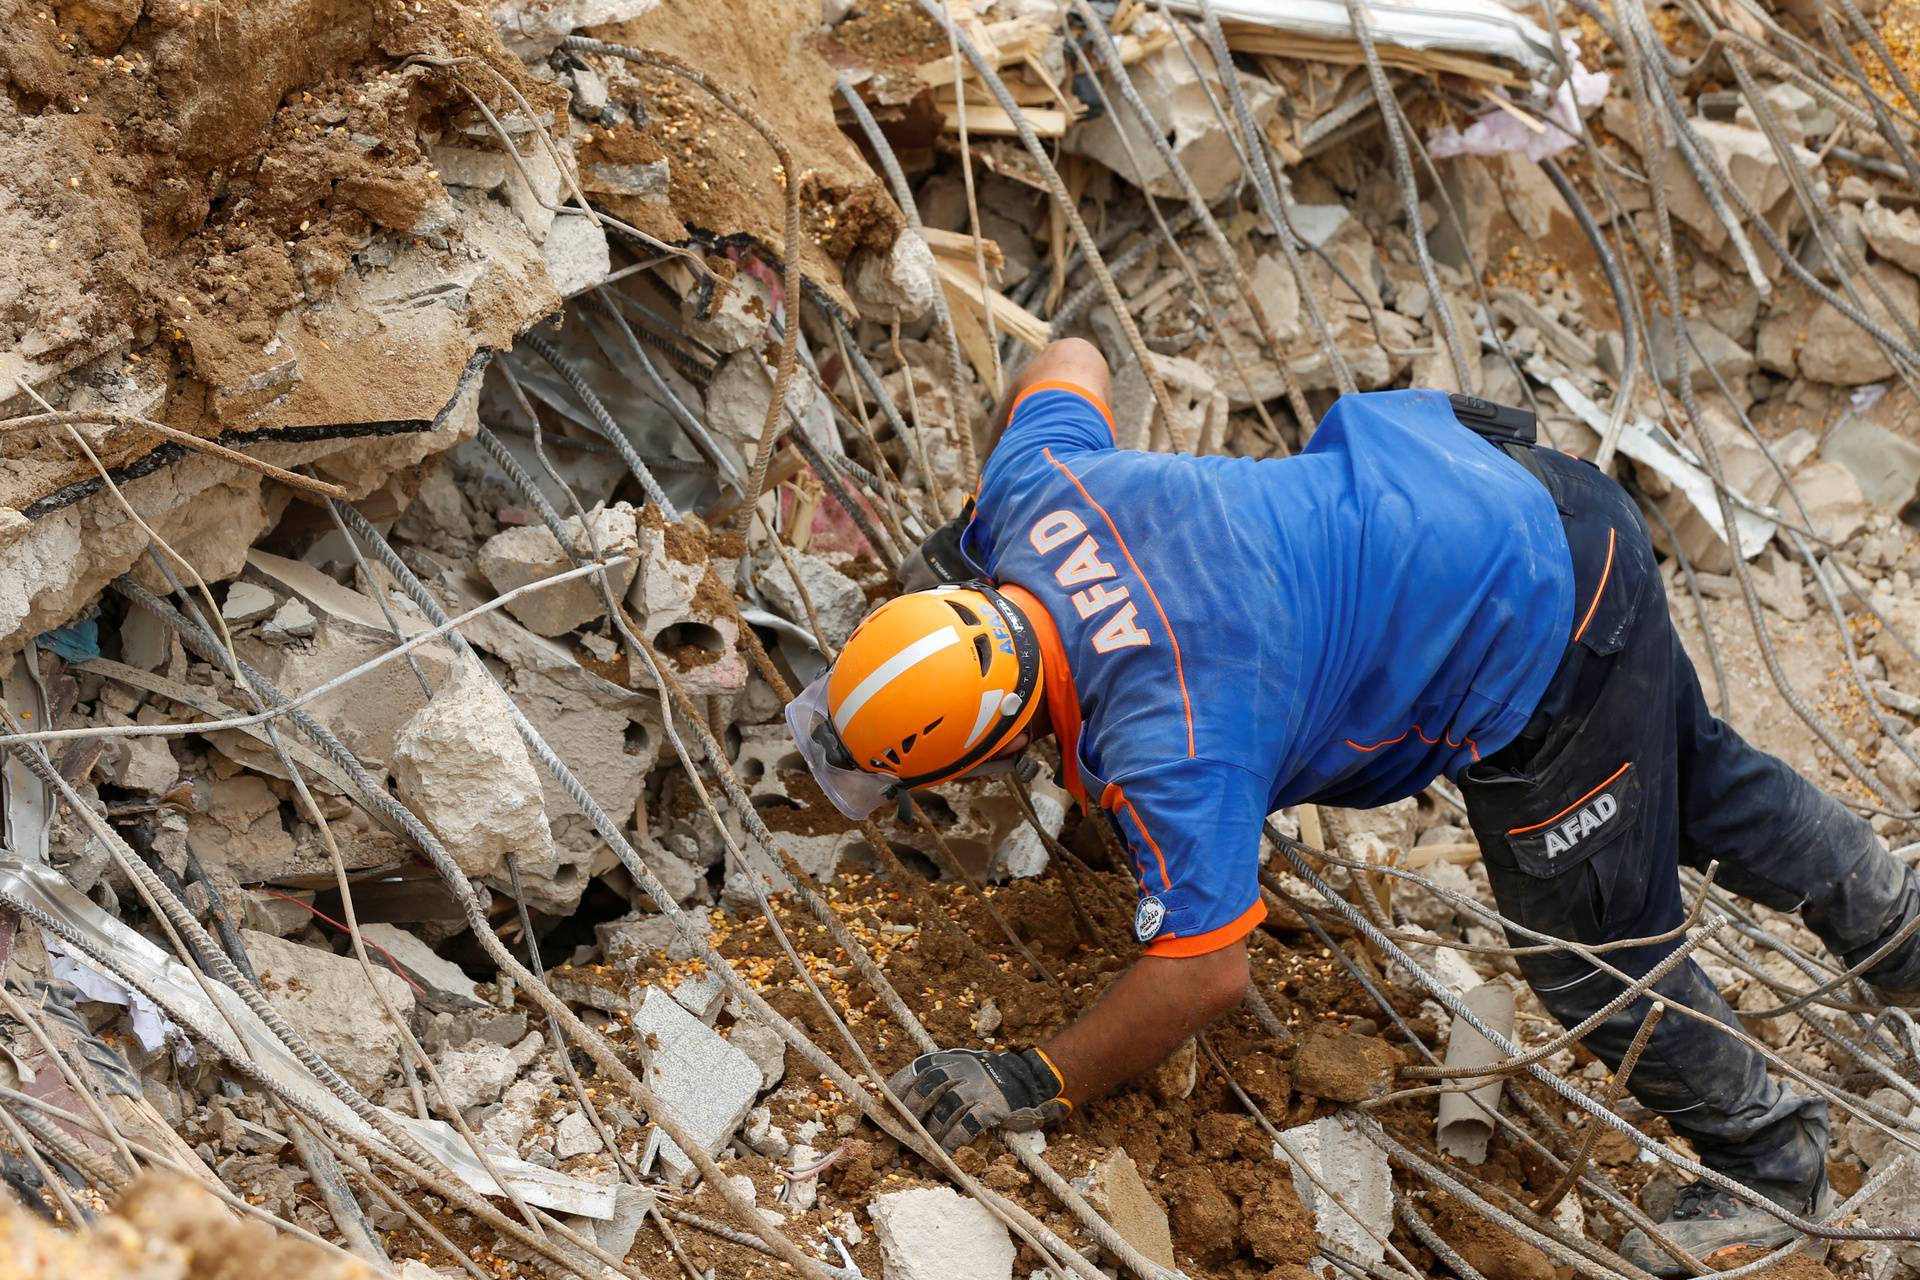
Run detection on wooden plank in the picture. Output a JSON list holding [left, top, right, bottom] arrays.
[[1218, 24, 1527, 88], [935, 258, 1050, 351], [920, 226, 1007, 274], [937, 102, 1070, 137]]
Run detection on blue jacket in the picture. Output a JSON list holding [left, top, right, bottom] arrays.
[[962, 384, 1574, 954]]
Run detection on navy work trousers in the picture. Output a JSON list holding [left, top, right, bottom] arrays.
[[1457, 447, 1920, 1187]]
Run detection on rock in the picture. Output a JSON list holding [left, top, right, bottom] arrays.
[[742, 1105, 789, 1158], [1065, 22, 1280, 204], [1163, 1166, 1239, 1262], [1824, 413, 1920, 509], [994, 768, 1067, 880], [260, 597, 317, 642], [847, 232, 938, 325], [1146, 1036, 1198, 1103], [1792, 458, 1870, 546], [785, 1143, 820, 1211], [631, 986, 763, 1182], [1292, 1025, 1400, 1102], [554, 1109, 602, 1159], [1277, 1115, 1393, 1275], [1396, 859, 1474, 933], [592, 1184, 656, 1261], [390, 661, 556, 882], [186, 774, 295, 880], [1863, 202, 1920, 276], [541, 215, 610, 296], [476, 502, 640, 637], [492, 0, 662, 57], [241, 929, 417, 1094], [758, 550, 868, 651], [1658, 121, 1817, 255], [669, 969, 727, 1023], [682, 270, 774, 354], [98, 730, 179, 794], [729, 1016, 788, 1091], [432, 1040, 518, 1112], [119, 606, 172, 671], [598, 913, 712, 967], [221, 581, 276, 624], [1086, 1149, 1174, 1270], [869, 1186, 1015, 1280], [1649, 315, 1755, 392], [582, 159, 669, 198], [360, 923, 482, 1004], [1800, 264, 1919, 385]]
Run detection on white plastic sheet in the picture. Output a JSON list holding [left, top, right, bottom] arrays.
[[1160, 0, 1562, 80]]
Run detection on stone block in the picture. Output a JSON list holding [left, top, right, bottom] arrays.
[[241, 929, 417, 1095], [630, 986, 761, 1182], [869, 1186, 1015, 1280], [477, 502, 639, 637], [1277, 1115, 1393, 1276]]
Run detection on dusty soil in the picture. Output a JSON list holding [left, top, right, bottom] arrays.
[[588, 0, 903, 307], [0, 0, 558, 506]]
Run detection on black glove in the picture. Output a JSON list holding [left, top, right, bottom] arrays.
[[886, 1047, 1070, 1152], [895, 498, 981, 593]]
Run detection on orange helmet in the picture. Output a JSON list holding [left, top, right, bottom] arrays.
[[786, 585, 1044, 818]]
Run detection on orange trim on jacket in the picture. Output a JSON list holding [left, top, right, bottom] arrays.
[[1043, 447, 1197, 758], [1508, 761, 1633, 834], [1009, 380, 1118, 446], [1345, 723, 1480, 763], [1000, 583, 1086, 805], [1572, 527, 1617, 644], [1103, 783, 1173, 894], [1145, 899, 1268, 958]]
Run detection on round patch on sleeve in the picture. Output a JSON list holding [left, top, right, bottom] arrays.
[[1133, 895, 1166, 942]]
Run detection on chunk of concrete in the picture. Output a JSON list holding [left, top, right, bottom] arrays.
[[870, 1186, 1015, 1280], [728, 1016, 788, 1091], [758, 550, 868, 651], [1087, 1149, 1175, 1271], [847, 232, 938, 325], [390, 662, 556, 881], [98, 728, 179, 794], [631, 986, 762, 1182], [1292, 1025, 1400, 1103], [1824, 412, 1920, 509], [241, 929, 418, 1095], [1791, 458, 1870, 546], [259, 597, 317, 643], [1277, 1115, 1393, 1276], [1800, 264, 1919, 385], [542, 215, 611, 297], [432, 1040, 518, 1112], [477, 502, 640, 638], [221, 581, 277, 624], [598, 913, 712, 967], [361, 923, 483, 1005], [1863, 201, 1920, 276], [186, 774, 295, 881], [555, 1109, 602, 1159]]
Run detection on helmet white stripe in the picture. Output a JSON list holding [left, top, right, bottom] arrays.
[[961, 689, 1002, 750], [832, 626, 960, 734]]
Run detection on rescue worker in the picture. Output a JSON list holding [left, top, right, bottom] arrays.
[[784, 337, 1920, 1270]]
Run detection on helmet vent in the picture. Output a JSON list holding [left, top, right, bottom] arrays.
[[973, 633, 992, 675], [946, 600, 980, 626]]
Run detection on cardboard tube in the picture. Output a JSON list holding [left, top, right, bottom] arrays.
[[1435, 981, 1516, 1164]]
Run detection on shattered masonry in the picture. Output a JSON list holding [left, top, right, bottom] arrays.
[[3, 0, 1920, 1277]]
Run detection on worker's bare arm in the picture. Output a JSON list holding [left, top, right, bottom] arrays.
[[984, 337, 1114, 456], [1039, 938, 1250, 1106]]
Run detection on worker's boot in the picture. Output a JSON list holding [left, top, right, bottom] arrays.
[[1617, 1167, 1832, 1276]]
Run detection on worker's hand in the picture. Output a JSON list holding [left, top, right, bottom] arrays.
[[886, 1047, 1069, 1152], [895, 498, 978, 592]]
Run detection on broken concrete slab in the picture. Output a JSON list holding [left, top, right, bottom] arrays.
[[1278, 1114, 1393, 1276], [1824, 412, 1920, 509], [757, 549, 869, 651], [1800, 264, 1919, 386], [728, 1016, 788, 1091], [241, 929, 417, 1095], [390, 661, 557, 882], [477, 501, 640, 637], [542, 214, 612, 297], [554, 1109, 602, 1159], [361, 923, 483, 1005], [186, 773, 296, 881], [1087, 1148, 1175, 1271], [433, 1039, 519, 1112], [847, 232, 939, 325], [630, 985, 762, 1182], [221, 581, 277, 625], [869, 1186, 1015, 1280], [1863, 201, 1920, 276]]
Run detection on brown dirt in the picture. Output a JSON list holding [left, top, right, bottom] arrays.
[[1290, 1023, 1402, 1103], [1417, 1190, 1555, 1280], [592, 0, 903, 308], [0, 0, 560, 506]]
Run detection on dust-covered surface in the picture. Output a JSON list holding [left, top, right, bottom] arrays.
[[9, 0, 1920, 1277]]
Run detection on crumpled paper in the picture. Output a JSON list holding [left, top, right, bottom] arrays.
[[1429, 51, 1610, 163], [48, 940, 197, 1066]]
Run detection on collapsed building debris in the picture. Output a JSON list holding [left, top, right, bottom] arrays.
[[7, 0, 1920, 1276]]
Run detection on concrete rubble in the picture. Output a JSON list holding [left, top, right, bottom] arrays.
[[4, 0, 1920, 1276]]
